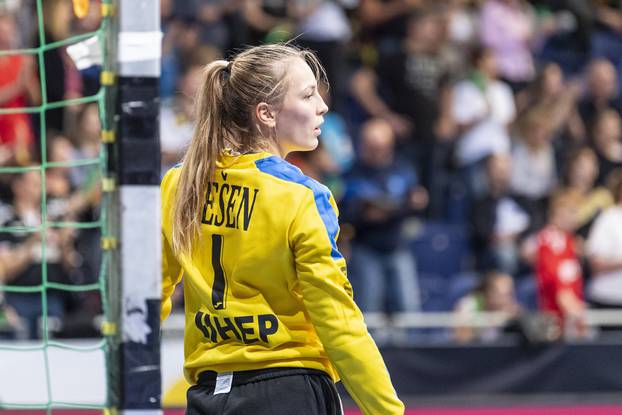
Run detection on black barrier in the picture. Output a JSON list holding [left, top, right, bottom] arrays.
[[376, 341, 622, 395]]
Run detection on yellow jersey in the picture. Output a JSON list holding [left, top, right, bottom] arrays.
[[161, 151, 404, 415]]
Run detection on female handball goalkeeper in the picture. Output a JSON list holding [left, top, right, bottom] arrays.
[[160, 43, 404, 415]]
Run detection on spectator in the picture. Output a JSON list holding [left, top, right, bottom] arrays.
[[351, 9, 453, 144], [535, 0, 593, 75], [161, 14, 197, 99], [72, 0, 103, 97], [46, 134, 102, 335], [517, 62, 563, 113], [380, 8, 454, 148], [350, 8, 454, 207], [46, 133, 94, 223], [453, 270, 521, 343], [591, 109, 622, 186], [315, 81, 355, 176], [535, 189, 587, 339], [70, 103, 100, 187], [479, 0, 535, 91], [510, 109, 558, 204], [578, 58, 622, 132], [0, 292, 22, 339], [242, 0, 291, 45], [40, 0, 83, 133], [446, 0, 480, 65], [47, 132, 101, 284], [0, 9, 39, 165], [291, 0, 351, 108], [341, 118, 426, 316], [516, 62, 585, 145], [356, 0, 423, 56], [585, 169, 622, 309], [451, 46, 516, 170], [178, 0, 230, 50], [471, 153, 530, 275], [563, 147, 613, 237], [592, 1, 622, 72], [0, 170, 77, 339], [0, 245, 24, 339]]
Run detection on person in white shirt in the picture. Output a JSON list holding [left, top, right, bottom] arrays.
[[510, 109, 558, 200], [452, 46, 516, 168], [586, 169, 622, 308]]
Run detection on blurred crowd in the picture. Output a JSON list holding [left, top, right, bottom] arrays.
[[0, 0, 103, 340], [2, 0, 622, 343]]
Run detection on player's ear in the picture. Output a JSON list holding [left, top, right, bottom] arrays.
[[255, 102, 276, 129]]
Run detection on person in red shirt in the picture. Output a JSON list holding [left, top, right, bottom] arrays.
[[0, 10, 40, 165], [535, 190, 587, 338]]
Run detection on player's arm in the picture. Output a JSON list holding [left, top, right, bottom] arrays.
[[160, 169, 184, 321], [291, 189, 405, 415], [161, 232, 183, 321]]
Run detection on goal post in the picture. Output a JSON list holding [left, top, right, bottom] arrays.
[[110, 0, 162, 412]]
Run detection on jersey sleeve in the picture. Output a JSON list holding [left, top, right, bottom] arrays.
[[160, 168, 183, 321], [290, 189, 404, 415], [161, 231, 183, 321]]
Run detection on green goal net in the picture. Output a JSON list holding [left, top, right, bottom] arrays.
[[0, 0, 116, 411]]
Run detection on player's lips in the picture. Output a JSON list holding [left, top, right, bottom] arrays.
[[313, 119, 324, 135]]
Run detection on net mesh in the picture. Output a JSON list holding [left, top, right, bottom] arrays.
[[0, 0, 114, 411]]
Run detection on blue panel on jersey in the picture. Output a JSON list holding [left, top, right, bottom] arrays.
[[255, 156, 343, 260]]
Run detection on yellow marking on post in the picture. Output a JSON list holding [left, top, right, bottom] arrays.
[[102, 177, 116, 192], [101, 237, 117, 250], [101, 321, 117, 336], [100, 71, 116, 86], [101, 130, 115, 143], [72, 0, 89, 18], [101, 3, 116, 17]]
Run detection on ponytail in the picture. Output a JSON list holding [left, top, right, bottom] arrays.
[[172, 60, 229, 255]]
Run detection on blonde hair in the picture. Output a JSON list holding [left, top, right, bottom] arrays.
[[172, 44, 326, 254]]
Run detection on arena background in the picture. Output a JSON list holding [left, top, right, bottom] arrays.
[[2, 0, 622, 414]]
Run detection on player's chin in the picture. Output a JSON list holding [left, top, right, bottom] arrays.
[[299, 137, 319, 152]]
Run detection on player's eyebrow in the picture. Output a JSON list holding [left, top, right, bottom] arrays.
[[302, 85, 316, 94]]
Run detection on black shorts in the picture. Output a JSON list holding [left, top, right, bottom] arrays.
[[186, 367, 343, 415]]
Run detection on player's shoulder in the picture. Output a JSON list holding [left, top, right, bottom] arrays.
[[254, 155, 332, 198], [163, 162, 183, 174], [160, 163, 183, 195]]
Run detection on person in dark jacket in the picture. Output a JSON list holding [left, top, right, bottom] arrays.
[[341, 118, 427, 314], [471, 153, 530, 275]]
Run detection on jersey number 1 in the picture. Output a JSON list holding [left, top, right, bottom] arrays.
[[211, 234, 227, 310]]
